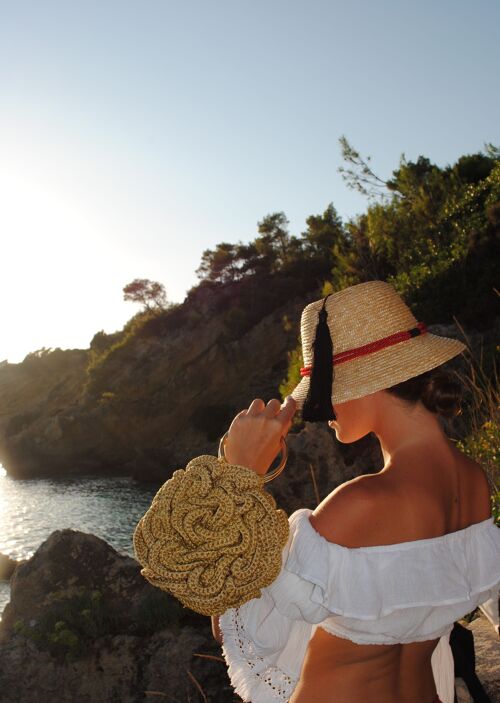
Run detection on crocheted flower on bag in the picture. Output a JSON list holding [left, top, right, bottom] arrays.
[[133, 454, 290, 616]]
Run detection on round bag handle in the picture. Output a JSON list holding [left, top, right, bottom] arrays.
[[218, 432, 288, 483]]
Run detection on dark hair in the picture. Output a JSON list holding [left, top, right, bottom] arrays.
[[385, 367, 463, 418]]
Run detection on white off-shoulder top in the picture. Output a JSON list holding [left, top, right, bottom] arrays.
[[219, 508, 500, 703]]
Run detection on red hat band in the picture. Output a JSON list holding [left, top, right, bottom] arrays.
[[300, 322, 428, 377]]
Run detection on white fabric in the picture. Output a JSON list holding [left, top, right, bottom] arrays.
[[220, 508, 500, 703], [431, 633, 455, 703], [479, 596, 500, 634]]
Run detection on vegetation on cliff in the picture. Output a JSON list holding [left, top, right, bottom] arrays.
[[0, 141, 498, 485], [86, 139, 499, 406]]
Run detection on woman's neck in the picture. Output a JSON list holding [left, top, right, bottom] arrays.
[[372, 397, 447, 468]]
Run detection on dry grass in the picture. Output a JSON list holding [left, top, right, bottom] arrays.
[[308, 463, 321, 506], [192, 652, 225, 664], [452, 315, 499, 522], [185, 669, 208, 703]]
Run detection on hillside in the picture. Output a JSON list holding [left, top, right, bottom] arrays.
[[1, 144, 498, 486]]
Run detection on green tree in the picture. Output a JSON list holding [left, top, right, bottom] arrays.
[[302, 203, 344, 259], [255, 212, 292, 270], [196, 241, 266, 283], [196, 243, 242, 283], [123, 278, 168, 312]]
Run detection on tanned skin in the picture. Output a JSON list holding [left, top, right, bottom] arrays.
[[212, 394, 491, 703]]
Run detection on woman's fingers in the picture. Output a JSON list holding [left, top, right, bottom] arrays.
[[245, 396, 296, 426], [278, 396, 297, 430], [247, 398, 266, 415], [264, 399, 281, 417], [224, 396, 296, 474]]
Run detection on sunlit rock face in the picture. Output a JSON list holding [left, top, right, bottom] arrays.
[[0, 528, 232, 703], [0, 286, 313, 482], [0, 554, 19, 581], [0, 348, 91, 478]]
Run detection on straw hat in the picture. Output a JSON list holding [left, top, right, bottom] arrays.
[[291, 280, 466, 410]]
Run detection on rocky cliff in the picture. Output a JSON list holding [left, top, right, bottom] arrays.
[[0, 281, 312, 481], [0, 275, 494, 484]]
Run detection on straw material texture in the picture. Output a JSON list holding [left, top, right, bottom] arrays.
[[292, 281, 466, 408], [133, 454, 289, 616]]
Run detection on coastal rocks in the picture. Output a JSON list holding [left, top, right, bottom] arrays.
[[0, 348, 92, 479], [0, 528, 233, 702], [1, 528, 143, 634], [0, 554, 19, 581], [0, 296, 307, 481], [0, 626, 230, 703]]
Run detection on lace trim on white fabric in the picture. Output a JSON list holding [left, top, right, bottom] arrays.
[[220, 607, 298, 703]]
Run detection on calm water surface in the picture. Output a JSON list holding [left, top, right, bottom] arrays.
[[0, 464, 160, 619]]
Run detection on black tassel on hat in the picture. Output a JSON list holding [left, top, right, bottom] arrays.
[[302, 295, 336, 422]]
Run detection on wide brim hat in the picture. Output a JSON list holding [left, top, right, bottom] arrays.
[[291, 280, 467, 410]]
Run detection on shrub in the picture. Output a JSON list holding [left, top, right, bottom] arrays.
[[13, 588, 118, 661], [132, 589, 184, 635]]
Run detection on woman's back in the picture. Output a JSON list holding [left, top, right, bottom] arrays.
[[290, 439, 492, 703], [212, 283, 500, 703]]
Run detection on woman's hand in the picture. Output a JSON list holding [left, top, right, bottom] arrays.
[[223, 396, 297, 476]]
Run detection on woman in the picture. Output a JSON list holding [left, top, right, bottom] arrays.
[[212, 281, 500, 703]]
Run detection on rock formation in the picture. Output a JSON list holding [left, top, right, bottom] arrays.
[[0, 554, 19, 581], [0, 276, 485, 485], [0, 528, 233, 703], [0, 286, 311, 481]]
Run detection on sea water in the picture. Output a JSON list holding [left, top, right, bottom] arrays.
[[0, 464, 160, 619]]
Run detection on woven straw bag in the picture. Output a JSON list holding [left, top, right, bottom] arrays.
[[133, 454, 289, 616]]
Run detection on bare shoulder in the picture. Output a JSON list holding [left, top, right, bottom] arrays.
[[310, 474, 391, 548], [454, 448, 492, 522], [309, 450, 494, 550]]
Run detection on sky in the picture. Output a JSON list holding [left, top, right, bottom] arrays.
[[1, 0, 499, 364]]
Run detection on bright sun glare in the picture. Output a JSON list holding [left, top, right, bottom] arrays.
[[0, 162, 120, 364]]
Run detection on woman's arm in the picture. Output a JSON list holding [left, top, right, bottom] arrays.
[[211, 397, 296, 647]]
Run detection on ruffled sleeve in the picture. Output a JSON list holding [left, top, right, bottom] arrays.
[[219, 508, 500, 703], [219, 510, 327, 702]]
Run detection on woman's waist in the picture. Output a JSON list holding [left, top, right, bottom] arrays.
[[309, 624, 440, 667], [290, 664, 438, 703], [290, 628, 438, 703]]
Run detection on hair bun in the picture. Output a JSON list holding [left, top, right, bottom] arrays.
[[421, 369, 463, 417]]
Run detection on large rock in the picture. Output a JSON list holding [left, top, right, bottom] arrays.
[[0, 529, 233, 703], [0, 554, 19, 581], [267, 421, 383, 512]]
